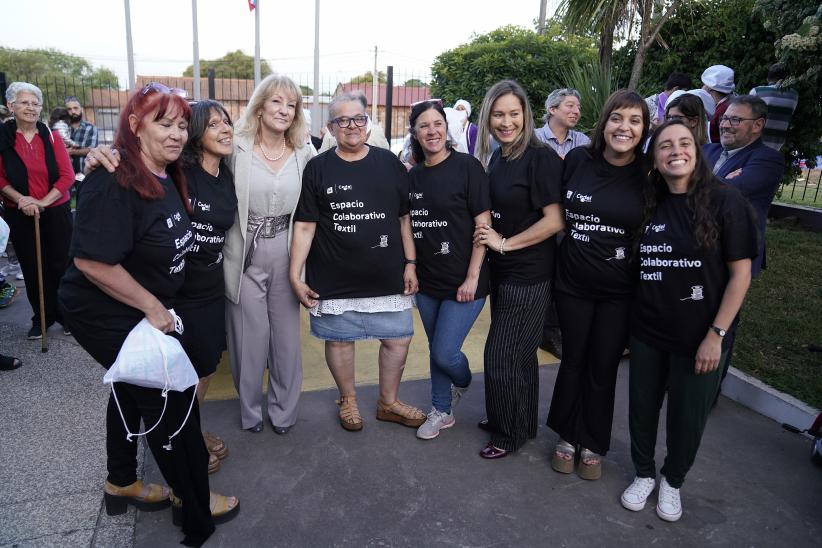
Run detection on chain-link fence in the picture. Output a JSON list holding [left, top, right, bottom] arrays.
[[0, 68, 432, 152]]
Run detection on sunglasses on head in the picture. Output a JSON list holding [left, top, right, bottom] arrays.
[[141, 82, 188, 99]]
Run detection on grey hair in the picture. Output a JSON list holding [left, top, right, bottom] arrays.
[[6, 81, 44, 105], [328, 91, 368, 121], [543, 88, 581, 123]]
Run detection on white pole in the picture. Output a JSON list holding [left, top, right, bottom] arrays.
[[124, 0, 135, 90], [254, 0, 261, 86], [538, 0, 548, 35], [192, 0, 201, 100], [371, 46, 378, 123], [312, 0, 320, 136]]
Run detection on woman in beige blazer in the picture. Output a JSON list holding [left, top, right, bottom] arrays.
[[223, 74, 315, 434]]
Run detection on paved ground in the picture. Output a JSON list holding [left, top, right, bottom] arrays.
[[2, 259, 822, 547]]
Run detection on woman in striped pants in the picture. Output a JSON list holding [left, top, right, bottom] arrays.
[[472, 80, 564, 459]]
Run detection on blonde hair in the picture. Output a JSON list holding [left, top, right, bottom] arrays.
[[475, 80, 542, 169], [236, 74, 306, 149]]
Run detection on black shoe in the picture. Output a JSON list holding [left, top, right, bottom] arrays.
[[477, 418, 492, 432], [27, 324, 42, 340], [272, 425, 291, 435], [245, 421, 263, 433]]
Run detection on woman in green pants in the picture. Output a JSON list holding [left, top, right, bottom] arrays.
[[621, 120, 758, 522]]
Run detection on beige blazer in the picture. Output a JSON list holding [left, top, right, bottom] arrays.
[[223, 134, 315, 304]]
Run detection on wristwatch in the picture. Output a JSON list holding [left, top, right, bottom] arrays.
[[711, 325, 727, 337]]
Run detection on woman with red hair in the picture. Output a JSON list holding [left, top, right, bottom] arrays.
[[59, 84, 237, 546]]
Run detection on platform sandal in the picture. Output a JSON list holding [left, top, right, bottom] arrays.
[[376, 399, 426, 428], [577, 447, 602, 480], [203, 431, 228, 460], [336, 395, 363, 431], [551, 440, 576, 474]]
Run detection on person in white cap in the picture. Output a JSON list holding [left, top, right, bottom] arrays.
[[701, 64, 736, 143], [453, 99, 478, 155]]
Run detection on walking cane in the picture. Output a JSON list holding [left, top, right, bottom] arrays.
[[33, 212, 48, 353]]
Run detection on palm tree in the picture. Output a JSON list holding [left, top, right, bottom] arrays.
[[558, 0, 683, 89]]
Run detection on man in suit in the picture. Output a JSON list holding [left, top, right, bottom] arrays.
[[705, 95, 785, 275], [704, 94, 785, 392]]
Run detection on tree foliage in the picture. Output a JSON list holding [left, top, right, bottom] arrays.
[[614, 0, 821, 172], [349, 71, 386, 84], [613, 0, 774, 94], [753, 0, 821, 170], [403, 78, 428, 87], [183, 50, 273, 79], [0, 47, 119, 87], [430, 25, 596, 123]]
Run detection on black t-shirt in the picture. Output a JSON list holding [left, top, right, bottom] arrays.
[[60, 169, 194, 332], [487, 145, 563, 286], [409, 151, 491, 300], [555, 147, 646, 299], [632, 184, 759, 356], [177, 165, 237, 304], [294, 146, 409, 299]]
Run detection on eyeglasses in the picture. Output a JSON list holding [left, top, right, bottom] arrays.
[[331, 115, 368, 128], [719, 115, 762, 127], [14, 100, 42, 109], [141, 82, 187, 99]]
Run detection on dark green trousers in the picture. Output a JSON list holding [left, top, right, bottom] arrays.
[[628, 336, 725, 488]]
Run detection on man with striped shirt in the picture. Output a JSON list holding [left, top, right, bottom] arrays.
[[750, 63, 799, 151]]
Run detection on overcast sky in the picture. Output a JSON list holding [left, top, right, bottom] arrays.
[[1, 0, 559, 87]]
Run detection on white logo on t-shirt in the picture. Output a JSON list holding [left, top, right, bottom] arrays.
[[566, 190, 574, 200], [372, 235, 389, 248], [326, 186, 333, 194], [651, 223, 666, 233], [435, 242, 450, 255], [166, 218, 174, 228], [680, 285, 704, 301], [606, 247, 626, 261]]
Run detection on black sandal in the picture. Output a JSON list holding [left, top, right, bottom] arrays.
[[0, 355, 21, 370]]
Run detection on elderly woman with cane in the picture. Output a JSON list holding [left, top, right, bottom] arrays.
[[0, 82, 75, 341]]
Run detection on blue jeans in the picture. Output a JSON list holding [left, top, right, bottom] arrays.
[[415, 292, 486, 413]]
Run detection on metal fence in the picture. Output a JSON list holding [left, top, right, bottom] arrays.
[[779, 161, 822, 208], [0, 68, 432, 151]]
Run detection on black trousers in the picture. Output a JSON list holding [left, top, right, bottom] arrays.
[[107, 382, 214, 544], [547, 289, 631, 455], [4, 203, 72, 326], [484, 280, 550, 451]]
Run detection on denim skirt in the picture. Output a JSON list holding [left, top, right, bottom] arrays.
[[310, 309, 413, 342]]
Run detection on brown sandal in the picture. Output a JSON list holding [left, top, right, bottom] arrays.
[[203, 431, 228, 460], [104, 480, 170, 515], [336, 395, 363, 431], [376, 399, 426, 428], [207, 452, 220, 474], [171, 491, 240, 525]]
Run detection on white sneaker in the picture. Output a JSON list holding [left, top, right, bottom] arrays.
[[16, 271, 24, 281], [620, 476, 656, 511], [450, 384, 469, 410], [416, 407, 455, 440], [656, 477, 683, 522]]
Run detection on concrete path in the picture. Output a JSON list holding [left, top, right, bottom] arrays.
[[2, 261, 821, 547]]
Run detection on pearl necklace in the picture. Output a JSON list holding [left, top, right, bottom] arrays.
[[259, 138, 286, 162]]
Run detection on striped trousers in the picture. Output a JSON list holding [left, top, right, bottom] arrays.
[[484, 280, 551, 451]]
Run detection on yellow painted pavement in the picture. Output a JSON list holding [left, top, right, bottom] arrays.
[[206, 301, 560, 400]]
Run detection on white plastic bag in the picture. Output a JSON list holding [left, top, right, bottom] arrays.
[[104, 310, 199, 446], [0, 216, 9, 254]]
